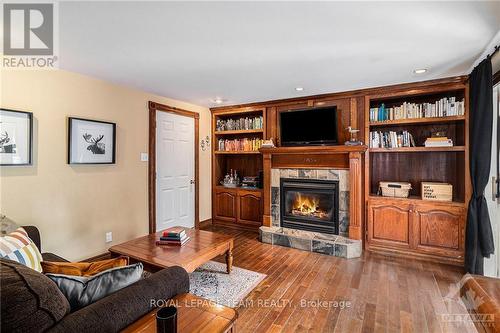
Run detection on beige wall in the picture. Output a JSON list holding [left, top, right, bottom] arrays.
[[0, 69, 211, 261]]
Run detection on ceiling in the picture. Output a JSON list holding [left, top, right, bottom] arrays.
[[59, 1, 500, 107]]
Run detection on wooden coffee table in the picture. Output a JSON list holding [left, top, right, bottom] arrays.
[[122, 293, 237, 333], [109, 227, 234, 273]]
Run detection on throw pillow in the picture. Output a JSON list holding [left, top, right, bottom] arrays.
[[46, 262, 143, 310], [0, 227, 43, 272], [0, 258, 70, 332], [41, 256, 129, 276]]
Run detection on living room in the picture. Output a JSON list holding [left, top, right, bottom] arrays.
[[1, 2, 499, 333]]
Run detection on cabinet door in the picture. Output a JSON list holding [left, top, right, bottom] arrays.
[[237, 190, 263, 226], [413, 203, 465, 258], [367, 201, 411, 249], [214, 189, 237, 223]]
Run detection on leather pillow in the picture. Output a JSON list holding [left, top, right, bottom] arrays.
[[46, 263, 143, 310], [0, 258, 70, 332], [41, 256, 129, 277]]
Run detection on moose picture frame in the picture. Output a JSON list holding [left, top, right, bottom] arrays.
[[0, 108, 33, 166], [68, 117, 116, 164]]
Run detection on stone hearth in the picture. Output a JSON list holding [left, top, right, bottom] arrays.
[[259, 226, 362, 259]]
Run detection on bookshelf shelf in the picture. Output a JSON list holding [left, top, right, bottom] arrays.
[[369, 115, 465, 127], [364, 79, 469, 266], [215, 129, 264, 135], [368, 194, 466, 207], [369, 146, 466, 153], [212, 107, 266, 230], [214, 151, 261, 155]]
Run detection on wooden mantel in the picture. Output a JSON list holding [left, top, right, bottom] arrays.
[[260, 145, 367, 240]]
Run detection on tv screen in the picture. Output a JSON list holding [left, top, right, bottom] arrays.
[[280, 106, 338, 146]]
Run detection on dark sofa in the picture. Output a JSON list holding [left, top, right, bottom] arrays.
[[1, 226, 190, 333]]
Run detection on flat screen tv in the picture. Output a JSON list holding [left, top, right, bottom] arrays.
[[280, 106, 338, 146]]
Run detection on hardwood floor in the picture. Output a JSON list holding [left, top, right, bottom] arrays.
[[202, 225, 478, 333]]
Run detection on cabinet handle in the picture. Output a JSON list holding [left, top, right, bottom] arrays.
[[409, 209, 413, 213]]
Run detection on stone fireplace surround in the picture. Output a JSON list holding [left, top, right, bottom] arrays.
[[259, 167, 361, 259], [271, 168, 349, 235], [259, 146, 366, 259]]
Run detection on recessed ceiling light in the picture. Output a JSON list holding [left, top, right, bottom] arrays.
[[213, 98, 225, 104], [413, 68, 427, 74], [295, 87, 304, 92]]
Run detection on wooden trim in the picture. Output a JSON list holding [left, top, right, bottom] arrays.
[[210, 76, 468, 111], [148, 101, 200, 234], [149, 101, 200, 119], [199, 218, 212, 229], [262, 154, 272, 227], [493, 70, 500, 85], [349, 152, 363, 240]]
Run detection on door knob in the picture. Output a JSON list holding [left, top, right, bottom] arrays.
[[190, 180, 195, 184]]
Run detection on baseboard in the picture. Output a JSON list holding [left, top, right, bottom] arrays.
[[83, 252, 111, 262], [199, 218, 212, 229]]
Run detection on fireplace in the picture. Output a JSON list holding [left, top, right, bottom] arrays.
[[280, 178, 339, 234]]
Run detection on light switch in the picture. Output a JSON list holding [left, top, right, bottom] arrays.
[[140, 152, 148, 162], [105, 232, 112, 243]]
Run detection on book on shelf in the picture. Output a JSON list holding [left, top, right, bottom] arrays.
[[369, 97, 465, 122], [216, 116, 264, 132], [217, 138, 263, 152], [369, 130, 415, 148], [424, 137, 453, 147]]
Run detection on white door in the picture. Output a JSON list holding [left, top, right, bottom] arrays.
[[156, 111, 195, 231]]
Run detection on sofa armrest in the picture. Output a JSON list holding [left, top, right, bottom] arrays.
[[22, 226, 41, 251], [48, 266, 189, 333]]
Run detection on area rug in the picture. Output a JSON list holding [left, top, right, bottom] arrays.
[[189, 261, 266, 308]]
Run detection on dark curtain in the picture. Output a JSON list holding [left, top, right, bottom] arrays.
[[465, 58, 495, 274]]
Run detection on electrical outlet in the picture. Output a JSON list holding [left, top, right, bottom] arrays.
[[105, 232, 112, 243]]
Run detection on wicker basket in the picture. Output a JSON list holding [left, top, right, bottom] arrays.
[[379, 182, 412, 198]]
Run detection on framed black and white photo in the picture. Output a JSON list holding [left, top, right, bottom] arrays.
[[68, 117, 116, 164], [0, 109, 33, 166]]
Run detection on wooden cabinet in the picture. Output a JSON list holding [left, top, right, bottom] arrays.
[[214, 189, 237, 223], [213, 187, 262, 229], [367, 201, 411, 249], [237, 190, 263, 226], [412, 203, 464, 258], [366, 197, 465, 265]]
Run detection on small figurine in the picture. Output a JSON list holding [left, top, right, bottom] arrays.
[[345, 127, 363, 146], [261, 138, 275, 148]]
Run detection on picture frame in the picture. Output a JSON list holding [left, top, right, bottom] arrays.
[[0, 109, 33, 166], [68, 117, 116, 164]]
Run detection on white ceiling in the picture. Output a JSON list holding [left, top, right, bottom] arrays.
[[59, 1, 500, 107]]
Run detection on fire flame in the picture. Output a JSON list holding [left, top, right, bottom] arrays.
[[293, 193, 319, 214]]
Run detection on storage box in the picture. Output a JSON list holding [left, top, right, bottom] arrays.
[[379, 182, 412, 198], [421, 182, 453, 201]]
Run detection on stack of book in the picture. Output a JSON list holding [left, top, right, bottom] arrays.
[[424, 137, 453, 147], [156, 227, 190, 246]]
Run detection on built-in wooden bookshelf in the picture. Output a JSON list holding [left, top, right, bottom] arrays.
[[211, 108, 266, 230], [364, 78, 470, 266]]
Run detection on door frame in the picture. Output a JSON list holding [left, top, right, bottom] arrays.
[[148, 101, 200, 234]]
